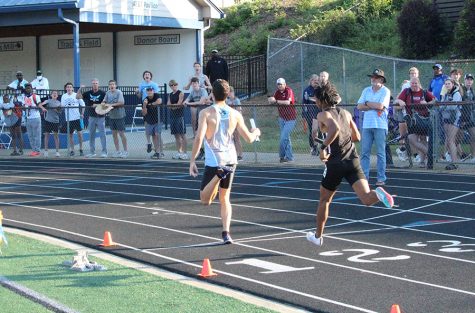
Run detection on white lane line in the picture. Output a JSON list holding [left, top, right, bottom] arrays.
[[5, 217, 475, 300], [1, 174, 474, 224], [1, 180, 475, 246]]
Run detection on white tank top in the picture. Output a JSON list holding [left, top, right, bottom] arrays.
[[204, 104, 238, 167]]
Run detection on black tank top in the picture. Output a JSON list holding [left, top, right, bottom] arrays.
[[169, 90, 184, 117], [326, 107, 358, 163]]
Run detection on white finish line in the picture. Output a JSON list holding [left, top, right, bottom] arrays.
[[226, 258, 314, 274]]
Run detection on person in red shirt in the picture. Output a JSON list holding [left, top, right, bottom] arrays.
[[394, 77, 436, 167], [268, 78, 296, 162]]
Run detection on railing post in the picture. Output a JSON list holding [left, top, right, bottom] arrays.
[[252, 105, 258, 163], [247, 57, 252, 100]]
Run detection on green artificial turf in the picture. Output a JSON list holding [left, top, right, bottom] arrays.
[[0, 233, 276, 313]]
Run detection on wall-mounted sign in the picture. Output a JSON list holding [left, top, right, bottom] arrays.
[[134, 34, 180, 45], [58, 38, 102, 49], [0, 41, 23, 52]]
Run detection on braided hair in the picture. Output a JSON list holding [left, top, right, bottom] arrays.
[[315, 82, 340, 110]]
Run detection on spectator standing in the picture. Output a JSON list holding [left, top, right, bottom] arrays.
[[78, 78, 107, 158], [61, 82, 85, 157], [136, 70, 159, 153], [184, 77, 209, 140], [189, 79, 261, 244], [268, 78, 296, 163], [167, 79, 188, 160], [441, 78, 463, 170], [428, 64, 448, 100], [30, 70, 50, 99], [205, 50, 229, 83], [103, 80, 127, 158], [184, 62, 212, 92], [7, 71, 28, 94], [143, 87, 163, 159], [226, 86, 243, 160], [356, 69, 391, 185], [302, 74, 320, 156], [461, 74, 475, 162], [38, 90, 62, 157], [23, 84, 42, 156], [1, 94, 23, 156], [394, 77, 436, 167]]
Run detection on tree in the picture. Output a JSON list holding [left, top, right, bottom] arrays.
[[453, 0, 475, 58], [397, 0, 444, 59]]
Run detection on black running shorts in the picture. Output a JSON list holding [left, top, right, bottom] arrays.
[[321, 158, 366, 191], [200, 165, 236, 190]]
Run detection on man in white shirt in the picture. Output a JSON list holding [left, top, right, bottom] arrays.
[[7, 71, 28, 94], [61, 82, 85, 156], [31, 70, 50, 99]]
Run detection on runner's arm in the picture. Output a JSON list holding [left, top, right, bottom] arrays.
[[235, 112, 261, 143]]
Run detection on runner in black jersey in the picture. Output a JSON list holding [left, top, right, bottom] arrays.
[[306, 82, 394, 247]]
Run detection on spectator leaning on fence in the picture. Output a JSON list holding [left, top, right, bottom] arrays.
[[104, 80, 128, 158], [356, 69, 391, 186], [440, 78, 462, 170], [1, 94, 23, 156], [23, 83, 42, 157], [136, 70, 159, 154], [38, 90, 62, 157], [78, 78, 107, 158], [167, 79, 188, 160], [268, 78, 296, 163], [303, 74, 320, 156], [428, 64, 448, 100], [61, 82, 85, 157], [394, 77, 436, 168], [460, 74, 475, 163]]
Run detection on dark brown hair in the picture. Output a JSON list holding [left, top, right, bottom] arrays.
[[212, 79, 230, 101]]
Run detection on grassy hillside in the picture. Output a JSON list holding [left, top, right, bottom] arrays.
[[204, 0, 447, 58]]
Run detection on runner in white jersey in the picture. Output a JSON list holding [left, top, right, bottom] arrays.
[[189, 79, 261, 244]]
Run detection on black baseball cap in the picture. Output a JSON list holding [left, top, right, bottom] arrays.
[[465, 73, 474, 80]]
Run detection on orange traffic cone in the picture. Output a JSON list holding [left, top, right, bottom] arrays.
[[390, 304, 401, 313], [99, 231, 115, 247], [198, 258, 217, 277]]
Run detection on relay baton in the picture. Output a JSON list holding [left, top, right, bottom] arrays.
[[249, 118, 260, 142]]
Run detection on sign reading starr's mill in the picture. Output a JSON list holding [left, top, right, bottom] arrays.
[[0, 41, 23, 52], [134, 34, 180, 45], [58, 38, 101, 49]]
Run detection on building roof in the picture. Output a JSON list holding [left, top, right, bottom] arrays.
[[0, 0, 81, 12]]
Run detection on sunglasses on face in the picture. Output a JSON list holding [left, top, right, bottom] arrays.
[[170, 84, 177, 86]]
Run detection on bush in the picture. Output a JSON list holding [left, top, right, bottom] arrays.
[[453, 0, 475, 58], [397, 0, 444, 59]]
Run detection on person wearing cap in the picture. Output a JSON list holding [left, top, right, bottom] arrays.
[[460, 73, 475, 162], [205, 50, 229, 83], [268, 78, 296, 163], [143, 86, 163, 159], [189, 79, 261, 244], [136, 70, 159, 153], [356, 69, 391, 186], [167, 79, 187, 160], [23, 83, 43, 156], [428, 64, 448, 100], [77, 78, 107, 158], [31, 70, 50, 99], [38, 90, 62, 157], [7, 71, 28, 93], [104, 80, 127, 158]]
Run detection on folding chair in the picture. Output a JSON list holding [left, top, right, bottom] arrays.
[[130, 104, 143, 132], [0, 121, 12, 150]]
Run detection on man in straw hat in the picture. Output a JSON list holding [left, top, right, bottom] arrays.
[[306, 82, 394, 247], [356, 69, 391, 186]]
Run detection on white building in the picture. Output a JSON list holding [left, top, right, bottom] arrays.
[[0, 0, 224, 89]]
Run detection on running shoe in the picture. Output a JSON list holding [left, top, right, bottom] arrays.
[[43, 151, 48, 157], [179, 153, 189, 160], [86, 153, 97, 158], [216, 166, 234, 179], [375, 187, 394, 208], [222, 231, 233, 244], [100, 152, 108, 158], [55, 152, 60, 157], [146, 143, 152, 153], [10, 151, 20, 156], [120, 151, 128, 158], [396, 147, 408, 161], [306, 232, 323, 246], [151, 152, 160, 159], [172, 153, 180, 159], [69, 150, 75, 157], [79, 150, 84, 157]]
